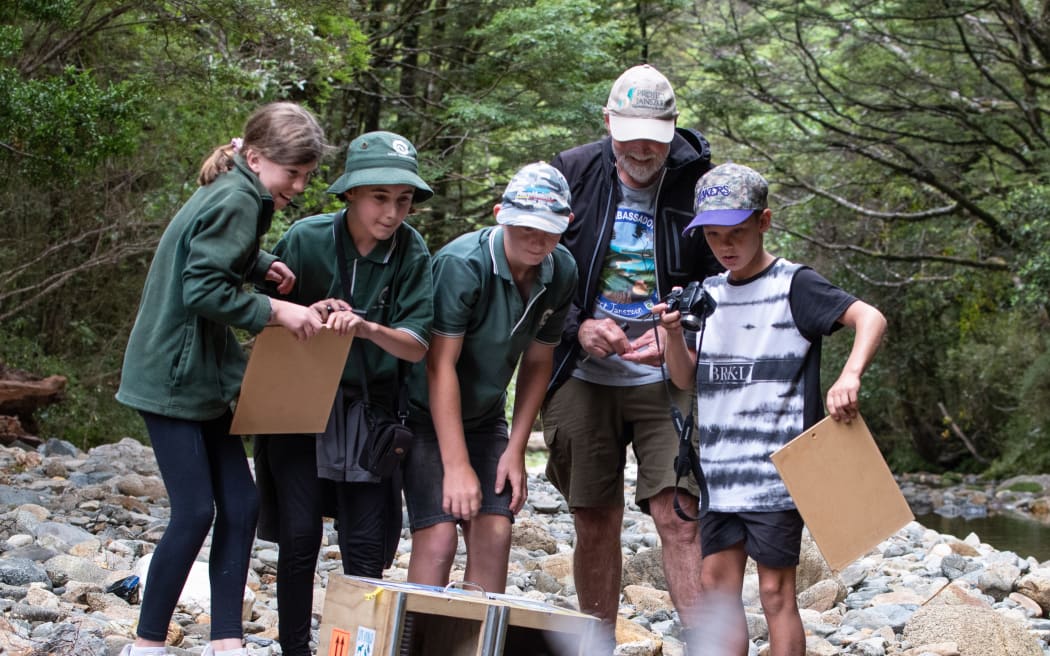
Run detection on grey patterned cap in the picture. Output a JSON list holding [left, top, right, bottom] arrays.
[[604, 65, 678, 144], [684, 163, 768, 233], [497, 162, 572, 234]]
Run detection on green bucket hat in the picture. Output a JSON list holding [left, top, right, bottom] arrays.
[[326, 131, 433, 203]]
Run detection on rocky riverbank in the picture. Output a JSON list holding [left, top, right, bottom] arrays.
[[1, 437, 1050, 656]]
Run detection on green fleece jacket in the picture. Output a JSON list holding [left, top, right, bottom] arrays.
[[117, 156, 277, 421]]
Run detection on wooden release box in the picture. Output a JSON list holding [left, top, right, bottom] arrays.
[[318, 575, 601, 656]]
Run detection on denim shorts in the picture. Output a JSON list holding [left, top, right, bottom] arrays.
[[700, 509, 805, 568], [402, 419, 514, 531]]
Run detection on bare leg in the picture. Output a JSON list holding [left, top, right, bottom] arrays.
[[647, 488, 702, 625], [695, 545, 749, 656], [572, 506, 624, 651], [461, 514, 512, 593], [406, 522, 459, 587], [757, 564, 804, 656]]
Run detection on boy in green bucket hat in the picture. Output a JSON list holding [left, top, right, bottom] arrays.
[[254, 131, 434, 656]]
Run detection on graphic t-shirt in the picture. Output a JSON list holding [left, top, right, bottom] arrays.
[[574, 181, 665, 386]]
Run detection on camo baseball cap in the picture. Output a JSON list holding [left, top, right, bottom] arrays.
[[326, 131, 433, 202], [604, 65, 679, 144], [684, 163, 768, 232], [497, 162, 572, 234]]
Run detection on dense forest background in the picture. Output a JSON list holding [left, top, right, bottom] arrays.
[[2, 0, 1048, 476]]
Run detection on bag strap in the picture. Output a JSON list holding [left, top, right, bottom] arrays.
[[332, 211, 409, 423]]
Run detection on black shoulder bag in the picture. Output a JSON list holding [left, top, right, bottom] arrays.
[[333, 213, 414, 478]]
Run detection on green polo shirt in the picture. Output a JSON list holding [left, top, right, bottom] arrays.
[[409, 226, 578, 431], [270, 210, 433, 402]]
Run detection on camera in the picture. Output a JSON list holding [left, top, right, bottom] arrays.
[[663, 281, 716, 331]]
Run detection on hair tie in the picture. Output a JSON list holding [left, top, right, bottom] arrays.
[[230, 137, 243, 154]]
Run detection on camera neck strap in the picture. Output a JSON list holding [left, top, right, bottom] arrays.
[[650, 312, 710, 522], [333, 212, 409, 423]]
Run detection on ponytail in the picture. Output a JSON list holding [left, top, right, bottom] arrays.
[[197, 143, 239, 186], [196, 104, 328, 187]]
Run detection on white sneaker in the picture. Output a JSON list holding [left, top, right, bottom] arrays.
[[120, 645, 169, 656], [201, 646, 247, 656]]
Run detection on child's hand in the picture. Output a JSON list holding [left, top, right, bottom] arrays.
[[826, 373, 861, 423], [309, 298, 351, 324], [494, 448, 528, 514], [265, 261, 297, 295], [270, 299, 323, 340], [652, 301, 684, 334], [443, 462, 482, 520]]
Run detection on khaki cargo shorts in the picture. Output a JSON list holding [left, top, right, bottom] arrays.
[[542, 377, 699, 513]]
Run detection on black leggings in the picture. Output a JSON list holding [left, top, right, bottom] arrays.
[[137, 411, 259, 642], [260, 435, 388, 656]]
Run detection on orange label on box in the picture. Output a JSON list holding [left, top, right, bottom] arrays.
[[327, 627, 351, 656]]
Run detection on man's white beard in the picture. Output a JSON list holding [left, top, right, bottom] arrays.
[[616, 153, 664, 185]]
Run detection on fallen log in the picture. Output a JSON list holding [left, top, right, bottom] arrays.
[[0, 365, 66, 447]]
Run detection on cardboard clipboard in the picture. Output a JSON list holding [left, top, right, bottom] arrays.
[[770, 413, 913, 572], [229, 326, 353, 435]]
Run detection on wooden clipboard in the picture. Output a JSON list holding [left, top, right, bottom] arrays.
[[229, 326, 353, 435], [770, 413, 913, 572]]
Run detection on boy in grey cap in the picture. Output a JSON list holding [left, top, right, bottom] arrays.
[[659, 162, 887, 654], [404, 162, 578, 594]]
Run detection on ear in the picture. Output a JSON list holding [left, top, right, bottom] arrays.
[[244, 149, 262, 173], [757, 208, 773, 232], [603, 112, 612, 134], [492, 204, 501, 220], [566, 211, 575, 225]]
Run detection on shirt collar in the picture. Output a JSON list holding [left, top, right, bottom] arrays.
[[487, 227, 554, 285]]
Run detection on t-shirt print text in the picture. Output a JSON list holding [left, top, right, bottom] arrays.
[[705, 362, 754, 384]]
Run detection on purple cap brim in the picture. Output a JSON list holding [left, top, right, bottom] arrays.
[[682, 208, 755, 235]]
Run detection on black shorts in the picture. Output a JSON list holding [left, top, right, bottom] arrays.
[[700, 509, 804, 568], [402, 419, 514, 531]]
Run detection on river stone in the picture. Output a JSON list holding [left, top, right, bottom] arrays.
[[1017, 568, 1050, 613], [35, 520, 96, 550], [41, 438, 80, 458], [623, 585, 673, 614], [903, 604, 1043, 656], [796, 535, 834, 591], [798, 578, 847, 612], [512, 517, 558, 554], [842, 604, 917, 632], [43, 554, 114, 587], [3, 545, 57, 562], [113, 473, 167, 500], [622, 546, 666, 591], [0, 557, 50, 586], [976, 561, 1020, 600], [900, 643, 961, 656]]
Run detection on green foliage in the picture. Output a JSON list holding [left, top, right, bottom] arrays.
[[1, 67, 146, 179], [1003, 185, 1050, 312], [1005, 481, 1044, 494], [0, 327, 144, 450]]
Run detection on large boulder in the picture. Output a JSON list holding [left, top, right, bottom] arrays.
[[903, 604, 1043, 656]]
